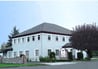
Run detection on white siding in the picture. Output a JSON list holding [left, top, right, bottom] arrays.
[[12, 33, 70, 61], [41, 33, 70, 57]]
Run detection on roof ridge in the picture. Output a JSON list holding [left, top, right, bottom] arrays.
[[13, 22, 72, 38]]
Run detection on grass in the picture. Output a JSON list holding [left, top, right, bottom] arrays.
[[0, 63, 45, 68]]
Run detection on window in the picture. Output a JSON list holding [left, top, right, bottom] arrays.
[[70, 49, 73, 52], [25, 50, 29, 58], [22, 38, 24, 42], [38, 35, 40, 40], [32, 36, 35, 41], [35, 50, 39, 56], [48, 35, 51, 40], [27, 37, 30, 42], [18, 38, 20, 43], [8, 51, 12, 58], [62, 37, 65, 41], [19, 51, 23, 55], [14, 39, 16, 44], [56, 49, 59, 56], [14, 52, 17, 58], [48, 49, 51, 55], [56, 36, 58, 41]]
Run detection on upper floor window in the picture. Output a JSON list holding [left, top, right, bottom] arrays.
[[18, 38, 20, 43], [32, 36, 35, 41], [56, 36, 58, 41], [62, 37, 65, 41], [14, 39, 16, 44], [22, 38, 24, 42], [38, 35, 40, 40], [27, 37, 30, 42], [48, 35, 51, 40]]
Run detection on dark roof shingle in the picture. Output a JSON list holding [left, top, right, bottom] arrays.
[[13, 23, 72, 38]]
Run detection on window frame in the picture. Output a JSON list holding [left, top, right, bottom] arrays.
[[27, 37, 30, 42], [48, 35, 51, 40], [62, 37, 65, 41], [56, 36, 58, 41], [38, 35, 40, 40], [48, 49, 51, 56], [32, 36, 35, 41], [55, 49, 59, 56]]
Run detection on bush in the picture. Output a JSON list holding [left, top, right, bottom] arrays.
[[68, 52, 73, 61], [49, 52, 56, 62], [77, 52, 83, 60], [49, 52, 55, 58], [40, 52, 56, 62], [39, 57, 50, 62]]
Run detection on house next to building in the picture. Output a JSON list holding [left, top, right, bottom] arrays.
[[5, 23, 87, 61]]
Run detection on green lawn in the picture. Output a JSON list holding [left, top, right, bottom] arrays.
[[0, 63, 45, 68]]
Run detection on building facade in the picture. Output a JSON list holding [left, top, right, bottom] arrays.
[[9, 23, 72, 61]]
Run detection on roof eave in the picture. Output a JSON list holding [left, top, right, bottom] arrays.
[[12, 31, 72, 38]]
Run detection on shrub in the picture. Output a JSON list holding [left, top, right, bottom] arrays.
[[40, 52, 56, 62], [49, 52, 56, 62], [68, 52, 73, 61], [49, 52, 55, 58], [77, 52, 83, 60], [39, 57, 50, 62]]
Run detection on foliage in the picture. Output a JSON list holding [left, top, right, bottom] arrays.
[[70, 24, 98, 59], [86, 50, 92, 60], [92, 51, 98, 56], [49, 52, 56, 62], [7, 26, 19, 47], [39, 57, 51, 62], [68, 52, 73, 60], [70, 24, 98, 51], [49, 52, 55, 58], [40, 52, 56, 62], [0, 26, 19, 55], [77, 52, 83, 60]]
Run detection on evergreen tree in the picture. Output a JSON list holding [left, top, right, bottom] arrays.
[[7, 26, 19, 47]]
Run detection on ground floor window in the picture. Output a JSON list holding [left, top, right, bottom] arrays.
[[25, 50, 29, 58], [55, 49, 59, 56], [14, 52, 17, 58], [8, 51, 12, 58], [35, 50, 39, 56], [48, 49, 51, 56], [19, 51, 23, 56]]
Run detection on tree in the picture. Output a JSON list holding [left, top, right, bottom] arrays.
[[70, 24, 98, 59], [0, 26, 19, 55], [7, 26, 19, 47], [0, 43, 7, 57]]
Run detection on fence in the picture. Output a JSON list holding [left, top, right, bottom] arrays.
[[0, 57, 27, 64]]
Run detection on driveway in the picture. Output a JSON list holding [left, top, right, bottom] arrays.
[[1, 61, 98, 69]]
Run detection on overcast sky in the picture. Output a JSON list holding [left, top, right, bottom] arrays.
[[0, 1, 98, 46]]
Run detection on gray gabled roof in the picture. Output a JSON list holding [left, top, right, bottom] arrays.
[[13, 23, 72, 38], [62, 43, 73, 48]]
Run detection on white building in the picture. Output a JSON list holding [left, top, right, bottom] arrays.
[[7, 23, 87, 61]]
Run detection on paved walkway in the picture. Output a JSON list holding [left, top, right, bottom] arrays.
[[41, 62, 77, 65]]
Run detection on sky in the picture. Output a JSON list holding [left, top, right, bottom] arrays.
[[0, 0, 98, 46]]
